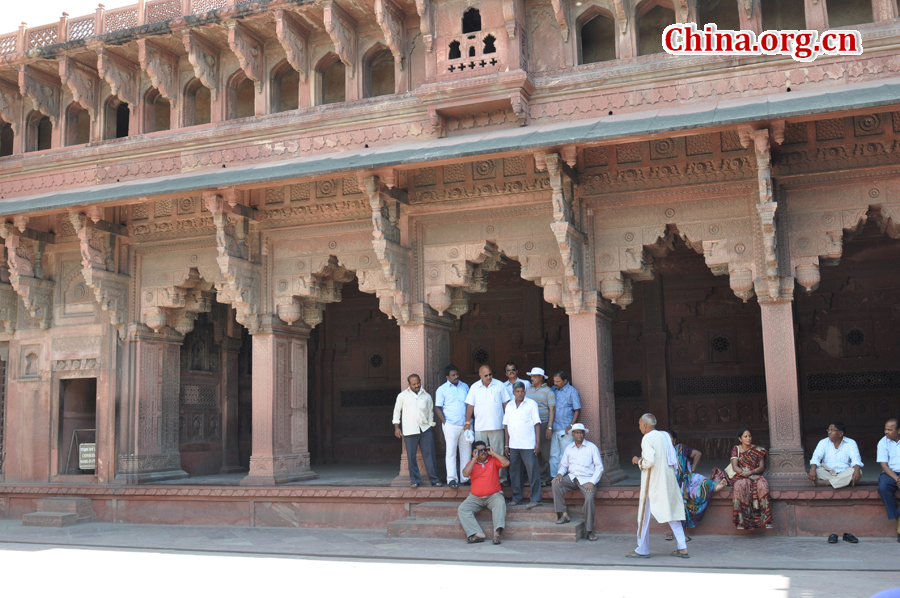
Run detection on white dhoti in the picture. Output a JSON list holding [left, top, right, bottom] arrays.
[[635, 496, 687, 554]]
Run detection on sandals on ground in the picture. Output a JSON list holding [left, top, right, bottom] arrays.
[[671, 550, 690, 559], [466, 535, 484, 544]]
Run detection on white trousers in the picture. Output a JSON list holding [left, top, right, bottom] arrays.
[[443, 423, 472, 483], [635, 499, 687, 555], [549, 431, 575, 477]]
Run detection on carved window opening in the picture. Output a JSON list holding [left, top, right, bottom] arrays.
[[462, 8, 482, 33], [57, 377, 97, 475], [103, 96, 130, 140], [614, 380, 643, 399], [26, 111, 52, 152], [637, 2, 676, 56], [316, 53, 345, 106], [711, 335, 730, 353], [845, 328, 865, 346], [184, 78, 211, 127], [145, 88, 171, 133], [761, 0, 806, 30], [369, 352, 384, 368], [579, 13, 616, 65], [227, 71, 256, 120], [0, 122, 12, 156], [827, 0, 873, 27], [449, 40, 462, 60], [65, 102, 90, 146], [698, 0, 740, 31], [472, 347, 489, 365], [271, 61, 299, 113], [482, 34, 496, 54], [365, 46, 395, 99]]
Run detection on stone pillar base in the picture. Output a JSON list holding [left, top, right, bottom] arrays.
[[391, 450, 434, 487], [114, 454, 188, 484], [240, 454, 318, 486], [765, 447, 809, 488]]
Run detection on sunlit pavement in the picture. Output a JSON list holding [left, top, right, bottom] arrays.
[[0, 520, 897, 598]]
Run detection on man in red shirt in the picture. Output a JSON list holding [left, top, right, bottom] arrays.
[[457, 440, 511, 544]]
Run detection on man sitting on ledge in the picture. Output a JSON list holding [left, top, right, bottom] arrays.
[[808, 420, 863, 489], [458, 441, 510, 545]]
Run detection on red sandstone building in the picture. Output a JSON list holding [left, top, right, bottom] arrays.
[[0, 0, 897, 536]]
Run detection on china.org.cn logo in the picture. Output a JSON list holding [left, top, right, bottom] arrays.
[[663, 23, 862, 62]]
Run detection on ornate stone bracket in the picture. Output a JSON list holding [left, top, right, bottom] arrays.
[[227, 21, 265, 93], [275, 255, 353, 328], [375, 0, 406, 70], [137, 39, 179, 107], [275, 9, 309, 82], [364, 176, 412, 323], [0, 220, 54, 329], [69, 212, 130, 332], [97, 48, 139, 107], [205, 192, 262, 333], [502, 0, 523, 39], [613, 0, 628, 35], [546, 153, 588, 314], [550, 0, 569, 42], [424, 241, 504, 318], [0, 247, 18, 334], [142, 278, 214, 336], [59, 56, 99, 122], [0, 83, 22, 136], [322, 0, 357, 79], [18, 65, 59, 127], [183, 30, 220, 100], [415, 0, 434, 54]]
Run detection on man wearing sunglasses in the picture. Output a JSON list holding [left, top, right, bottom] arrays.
[[464, 365, 513, 485], [458, 441, 510, 545]]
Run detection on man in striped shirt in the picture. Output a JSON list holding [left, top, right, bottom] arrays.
[[808, 420, 863, 489], [526, 367, 555, 486]]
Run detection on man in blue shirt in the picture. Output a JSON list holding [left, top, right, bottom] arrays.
[[549, 370, 582, 479], [435, 364, 471, 489]]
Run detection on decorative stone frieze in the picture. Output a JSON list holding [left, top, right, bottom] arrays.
[[274, 9, 309, 82]]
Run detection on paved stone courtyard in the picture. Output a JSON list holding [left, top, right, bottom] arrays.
[[0, 519, 896, 597]]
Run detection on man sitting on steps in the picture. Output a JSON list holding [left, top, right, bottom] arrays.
[[457, 441, 510, 545]]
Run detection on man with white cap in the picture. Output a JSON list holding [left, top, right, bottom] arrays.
[[627, 413, 689, 558], [526, 367, 556, 486], [552, 423, 602, 541]]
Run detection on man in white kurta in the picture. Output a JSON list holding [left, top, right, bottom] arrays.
[[628, 414, 689, 558]]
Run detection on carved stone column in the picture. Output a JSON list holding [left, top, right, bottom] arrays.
[[220, 336, 243, 473], [392, 311, 451, 486], [568, 307, 627, 485], [759, 301, 806, 486], [241, 319, 317, 485], [117, 326, 188, 483]]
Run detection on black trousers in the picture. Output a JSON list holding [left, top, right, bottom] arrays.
[[509, 448, 541, 503], [404, 427, 440, 484]]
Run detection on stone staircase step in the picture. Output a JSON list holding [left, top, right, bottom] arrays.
[[22, 512, 79, 528], [413, 501, 559, 522], [36, 497, 93, 522], [387, 517, 585, 542]]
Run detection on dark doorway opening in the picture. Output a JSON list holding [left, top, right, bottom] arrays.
[[58, 378, 97, 475]]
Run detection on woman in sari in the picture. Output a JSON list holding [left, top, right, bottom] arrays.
[[669, 431, 726, 540], [725, 428, 773, 530]]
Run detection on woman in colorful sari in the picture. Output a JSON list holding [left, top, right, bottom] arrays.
[[725, 428, 773, 530], [668, 431, 726, 540]]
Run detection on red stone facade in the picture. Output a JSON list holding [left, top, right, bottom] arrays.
[[0, 0, 898, 532]]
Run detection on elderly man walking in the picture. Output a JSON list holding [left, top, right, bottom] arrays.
[[458, 441, 510, 545], [553, 423, 602, 541], [808, 420, 863, 489], [627, 413, 689, 559], [435, 364, 471, 489], [464, 365, 513, 485], [392, 374, 442, 488]]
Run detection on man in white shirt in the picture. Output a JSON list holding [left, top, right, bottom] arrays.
[[392, 374, 442, 488], [435, 364, 471, 489], [503, 362, 532, 394], [876, 417, 900, 542], [552, 423, 602, 541], [503, 382, 542, 508], [808, 420, 863, 489], [464, 365, 513, 484]]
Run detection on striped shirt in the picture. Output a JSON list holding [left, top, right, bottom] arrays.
[[810, 437, 863, 472], [525, 384, 555, 424]]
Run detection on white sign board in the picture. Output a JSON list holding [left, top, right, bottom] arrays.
[[79, 443, 96, 470]]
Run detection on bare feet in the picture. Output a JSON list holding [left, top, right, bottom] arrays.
[[714, 479, 727, 492]]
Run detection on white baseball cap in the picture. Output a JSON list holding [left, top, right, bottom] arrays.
[[525, 367, 548, 378]]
